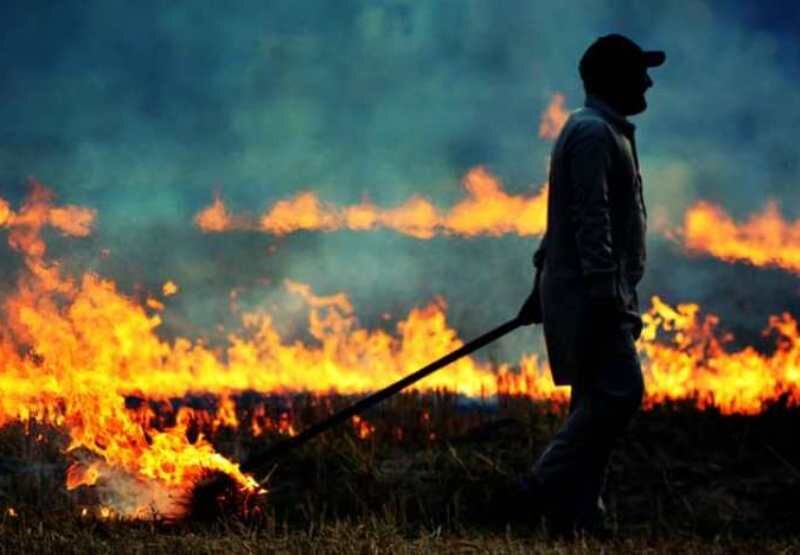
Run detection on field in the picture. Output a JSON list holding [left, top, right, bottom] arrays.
[[1, 392, 798, 553]]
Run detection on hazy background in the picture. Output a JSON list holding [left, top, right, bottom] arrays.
[[1, 1, 798, 362]]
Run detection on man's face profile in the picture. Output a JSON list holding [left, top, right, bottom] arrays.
[[615, 64, 654, 116]]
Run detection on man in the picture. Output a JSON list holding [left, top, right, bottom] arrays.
[[517, 34, 666, 536]]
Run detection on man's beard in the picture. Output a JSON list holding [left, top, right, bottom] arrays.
[[624, 93, 647, 116]]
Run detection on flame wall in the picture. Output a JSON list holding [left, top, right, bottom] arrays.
[[0, 183, 797, 521]]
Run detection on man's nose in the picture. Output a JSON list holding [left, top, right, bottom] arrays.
[[644, 73, 653, 89]]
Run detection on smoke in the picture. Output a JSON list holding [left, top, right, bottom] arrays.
[[69, 458, 182, 519], [0, 1, 798, 363]]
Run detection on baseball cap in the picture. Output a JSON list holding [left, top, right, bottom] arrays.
[[579, 34, 666, 81]]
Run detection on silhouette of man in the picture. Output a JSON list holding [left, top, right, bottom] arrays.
[[517, 34, 666, 536]]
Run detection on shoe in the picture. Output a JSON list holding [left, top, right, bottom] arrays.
[[541, 494, 614, 541], [519, 476, 576, 538]]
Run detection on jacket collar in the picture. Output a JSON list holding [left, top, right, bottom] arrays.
[[584, 95, 636, 136]]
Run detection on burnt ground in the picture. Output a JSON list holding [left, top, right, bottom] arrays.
[[0, 393, 798, 553]]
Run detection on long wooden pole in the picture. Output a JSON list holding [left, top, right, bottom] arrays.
[[242, 317, 522, 474]]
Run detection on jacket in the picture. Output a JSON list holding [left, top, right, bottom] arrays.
[[535, 95, 647, 386]]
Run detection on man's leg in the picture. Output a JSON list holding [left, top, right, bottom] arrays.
[[532, 321, 644, 531], [530, 365, 599, 530]]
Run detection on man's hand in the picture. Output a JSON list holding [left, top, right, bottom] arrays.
[[517, 288, 542, 325]]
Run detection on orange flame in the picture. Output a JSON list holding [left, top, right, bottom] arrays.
[[640, 296, 800, 413], [2, 179, 96, 259], [683, 202, 800, 273], [261, 192, 341, 235], [351, 415, 375, 439], [162, 280, 179, 296], [0, 198, 13, 228], [682, 200, 800, 273], [190, 90, 795, 279], [538, 93, 569, 140], [193, 194, 231, 232], [0, 185, 260, 518], [196, 167, 548, 238], [444, 168, 548, 237], [2, 183, 800, 520], [194, 90, 568, 239]]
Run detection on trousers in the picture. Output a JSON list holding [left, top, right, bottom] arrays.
[[532, 318, 645, 527]]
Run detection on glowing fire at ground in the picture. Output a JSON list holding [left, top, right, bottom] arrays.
[[641, 296, 800, 413], [1, 183, 799, 520], [195, 167, 549, 238], [682, 200, 800, 274]]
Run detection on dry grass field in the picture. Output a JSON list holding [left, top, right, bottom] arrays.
[[1, 392, 798, 553]]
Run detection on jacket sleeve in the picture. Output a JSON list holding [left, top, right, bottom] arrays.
[[567, 120, 618, 302], [532, 233, 547, 270]]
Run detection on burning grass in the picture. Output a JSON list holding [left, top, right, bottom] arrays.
[[0, 180, 799, 523], [2, 183, 800, 551]]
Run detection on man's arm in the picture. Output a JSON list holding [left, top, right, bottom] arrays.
[[567, 120, 619, 306]]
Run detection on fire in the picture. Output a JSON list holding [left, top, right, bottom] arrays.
[[1, 183, 799, 521], [0, 184, 261, 518], [250, 408, 296, 438], [444, 169, 548, 237], [640, 296, 800, 414], [162, 280, 179, 296], [351, 415, 375, 439], [261, 192, 342, 235], [0, 198, 13, 227], [538, 93, 570, 140], [195, 167, 548, 238], [194, 93, 563, 239], [0, 179, 95, 260], [681, 200, 800, 273], [193, 194, 232, 232]]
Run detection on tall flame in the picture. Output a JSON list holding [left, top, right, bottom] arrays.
[[682, 200, 800, 273], [640, 296, 800, 413], [0, 183, 260, 518]]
